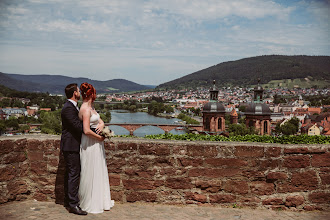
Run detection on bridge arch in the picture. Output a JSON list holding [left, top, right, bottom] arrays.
[[106, 123, 203, 136]]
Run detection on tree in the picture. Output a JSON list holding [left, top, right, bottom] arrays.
[[228, 123, 257, 136], [129, 105, 137, 112], [238, 105, 246, 112], [5, 117, 19, 130], [0, 121, 6, 135], [39, 110, 62, 135], [276, 117, 300, 135], [19, 124, 30, 133], [280, 122, 297, 135]]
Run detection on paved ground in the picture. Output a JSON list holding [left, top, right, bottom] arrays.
[[0, 200, 329, 220]]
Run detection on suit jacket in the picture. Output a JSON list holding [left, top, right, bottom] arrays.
[[60, 100, 83, 152]]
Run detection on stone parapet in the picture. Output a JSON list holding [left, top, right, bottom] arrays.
[[0, 135, 329, 211]]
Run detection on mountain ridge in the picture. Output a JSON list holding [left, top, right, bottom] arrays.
[[157, 55, 330, 89], [0, 72, 149, 94]]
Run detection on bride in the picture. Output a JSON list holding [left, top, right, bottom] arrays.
[[78, 82, 115, 214]]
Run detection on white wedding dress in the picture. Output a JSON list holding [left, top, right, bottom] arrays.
[[79, 112, 115, 214]]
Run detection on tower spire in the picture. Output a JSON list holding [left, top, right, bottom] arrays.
[[253, 78, 264, 103], [210, 80, 219, 102]]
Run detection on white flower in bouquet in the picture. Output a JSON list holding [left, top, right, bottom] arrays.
[[100, 127, 115, 139]]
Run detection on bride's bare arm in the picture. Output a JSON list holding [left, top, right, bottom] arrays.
[[81, 107, 105, 141], [95, 118, 105, 134]]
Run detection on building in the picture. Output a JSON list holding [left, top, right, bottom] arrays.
[[202, 81, 226, 133], [230, 109, 238, 124], [0, 109, 7, 120], [307, 124, 321, 135], [245, 81, 271, 135], [1, 107, 26, 119]]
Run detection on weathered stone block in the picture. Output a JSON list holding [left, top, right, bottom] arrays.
[[250, 181, 275, 195], [165, 178, 192, 189], [123, 179, 156, 190], [111, 191, 123, 201], [291, 170, 318, 190], [258, 159, 280, 169], [30, 161, 47, 175], [242, 170, 265, 180], [33, 192, 47, 201], [265, 147, 281, 157], [187, 145, 217, 157], [285, 195, 304, 207], [0, 140, 14, 155], [13, 139, 27, 152], [107, 158, 126, 173], [27, 139, 43, 151], [189, 168, 241, 178], [117, 142, 137, 151], [235, 146, 264, 158], [109, 174, 121, 186], [179, 158, 203, 167], [262, 198, 283, 205], [319, 168, 330, 185], [223, 180, 249, 194], [284, 147, 309, 154], [28, 151, 44, 161], [0, 165, 17, 181], [205, 158, 248, 167], [267, 172, 288, 181], [185, 192, 207, 203], [209, 194, 236, 203], [195, 180, 221, 193], [283, 155, 310, 168], [2, 152, 26, 164], [312, 153, 330, 167], [7, 180, 29, 198], [304, 205, 323, 211], [173, 145, 187, 155], [139, 143, 170, 156], [309, 192, 330, 204], [126, 192, 157, 202], [278, 170, 318, 193]]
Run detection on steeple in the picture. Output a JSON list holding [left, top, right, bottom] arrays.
[[253, 78, 264, 103], [210, 80, 219, 102]]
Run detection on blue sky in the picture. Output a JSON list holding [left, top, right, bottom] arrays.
[[0, 0, 329, 85]]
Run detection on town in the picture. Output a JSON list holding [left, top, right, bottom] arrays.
[[1, 84, 329, 137]]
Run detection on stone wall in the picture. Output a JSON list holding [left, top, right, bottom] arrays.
[[0, 135, 329, 211]]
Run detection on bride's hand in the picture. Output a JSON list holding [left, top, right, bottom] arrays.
[[95, 119, 105, 134]]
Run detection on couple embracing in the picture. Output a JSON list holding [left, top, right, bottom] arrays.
[[60, 83, 114, 215]]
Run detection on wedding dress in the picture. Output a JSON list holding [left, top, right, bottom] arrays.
[[78, 112, 115, 214]]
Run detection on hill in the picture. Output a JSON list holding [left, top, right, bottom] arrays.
[[0, 72, 149, 94], [157, 55, 330, 89]]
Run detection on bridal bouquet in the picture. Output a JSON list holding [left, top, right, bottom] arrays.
[[100, 126, 115, 139], [91, 127, 115, 139]]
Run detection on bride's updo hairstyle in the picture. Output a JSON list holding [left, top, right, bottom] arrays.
[[80, 82, 96, 101]]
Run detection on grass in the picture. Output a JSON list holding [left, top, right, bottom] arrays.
[[252, 77, 330, 89]]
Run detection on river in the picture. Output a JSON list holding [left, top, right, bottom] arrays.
[[108, 110, 187, 137]]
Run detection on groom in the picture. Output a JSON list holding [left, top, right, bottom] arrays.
[[60, 83, 87, 215]]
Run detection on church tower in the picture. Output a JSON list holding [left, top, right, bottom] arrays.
[[230, 109, 238, 124], [202, 80, 226, 132], [245, 79, 271, 135]]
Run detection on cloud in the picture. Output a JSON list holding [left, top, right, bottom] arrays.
[[0, 0, 329, 85]]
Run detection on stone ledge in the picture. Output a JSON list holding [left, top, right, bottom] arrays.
[[0, 136, 329, 211]]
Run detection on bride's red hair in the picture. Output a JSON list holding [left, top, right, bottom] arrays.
[[80, 82, 96, 101]]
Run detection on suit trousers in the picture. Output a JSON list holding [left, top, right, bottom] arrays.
[[63, 151, 80, 208]]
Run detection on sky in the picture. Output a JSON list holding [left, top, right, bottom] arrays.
[[0, 0, 329, 85]]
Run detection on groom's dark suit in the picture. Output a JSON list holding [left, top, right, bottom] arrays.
[[60, 100, 83, 208]]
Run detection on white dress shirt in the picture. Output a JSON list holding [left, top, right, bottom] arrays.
[[68, 99, 79, 111]]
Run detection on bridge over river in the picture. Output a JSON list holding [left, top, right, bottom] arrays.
[[105, 123, 203, 136]]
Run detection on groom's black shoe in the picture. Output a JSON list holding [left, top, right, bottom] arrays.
[[68, 206, 88, 215]]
